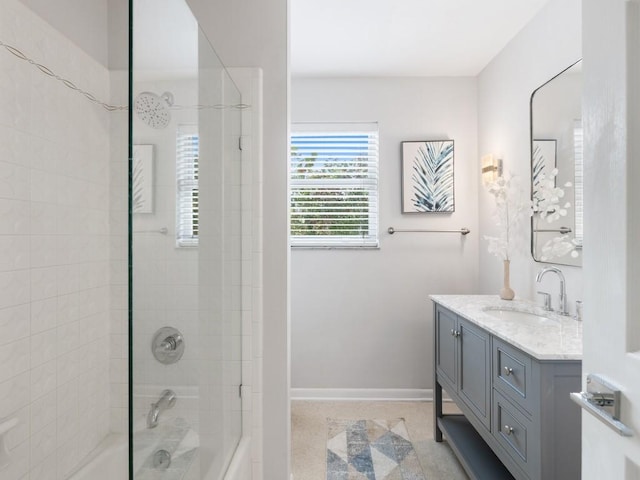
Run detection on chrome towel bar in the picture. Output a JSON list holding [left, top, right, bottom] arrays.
[[133, 227, 168, 235], [570, 374, 633, 437], [533, 226, 572, 234], [387, 226, 470, 236]]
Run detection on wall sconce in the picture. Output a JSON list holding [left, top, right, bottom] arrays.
[[481, 154, 503, 184]]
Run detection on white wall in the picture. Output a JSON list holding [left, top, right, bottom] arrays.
[[0, 1, 113, 478], [18, 0, 109, 67], [291, 77, 479, 393], [477, 0, 583, 309], [186, 1, 288, 478]]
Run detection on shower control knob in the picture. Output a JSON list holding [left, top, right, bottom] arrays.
[[152, 327, 185, 364]]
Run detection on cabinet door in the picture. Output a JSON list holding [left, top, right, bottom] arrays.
[[458, 318, 491, 430], [435, 306, 457, 391]]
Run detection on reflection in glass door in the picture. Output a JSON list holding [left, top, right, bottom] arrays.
[[130, 0, 243, 477]]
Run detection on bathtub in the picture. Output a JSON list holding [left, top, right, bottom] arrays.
[[66, 433, 128, 480], [66, 432, 252, 480]]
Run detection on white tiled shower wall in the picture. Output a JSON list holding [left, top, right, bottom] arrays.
[[108, 69, 129, 435], [0, 0, 116, 478]]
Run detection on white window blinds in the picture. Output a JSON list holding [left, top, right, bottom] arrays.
[[176, 126, 199, 247], [573, 119, 583, 247], [290, 123, 379, 248]]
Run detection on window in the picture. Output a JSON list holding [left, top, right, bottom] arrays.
[[290, 123, 379, 248], [573, 119, 583, 247], [176, 126, 199, 247]]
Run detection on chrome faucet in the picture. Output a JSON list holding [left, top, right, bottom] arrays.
[[147, 389, 177, 429], [535, 266, 568, 315]]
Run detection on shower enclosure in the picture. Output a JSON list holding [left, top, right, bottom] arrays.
[[0, 0, 252, 477], [130, 0, 245, 478]]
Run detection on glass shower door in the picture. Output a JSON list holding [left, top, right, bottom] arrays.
[[130, 0, 243, 478]]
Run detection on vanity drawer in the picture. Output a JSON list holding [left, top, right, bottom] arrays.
[[493, 390, 536, 479], [493, 337, 534, 414]]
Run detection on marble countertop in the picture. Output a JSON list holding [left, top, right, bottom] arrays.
[[430, 295, 582, 361]]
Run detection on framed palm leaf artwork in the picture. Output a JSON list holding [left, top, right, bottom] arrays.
[[532, 139, 557, 204], [132, 144, 154, 213], [401, 140, 454, 213]]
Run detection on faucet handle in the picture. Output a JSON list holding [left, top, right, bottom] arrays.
[[537, 291, 552, 311]]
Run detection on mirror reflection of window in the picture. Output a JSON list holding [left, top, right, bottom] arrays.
[[573, 119, 583, 248]]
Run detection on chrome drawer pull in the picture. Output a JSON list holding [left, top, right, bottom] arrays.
[[503, 425, 514, 435], [503, 366, 513, 376]]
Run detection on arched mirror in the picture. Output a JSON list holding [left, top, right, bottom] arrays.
[[530, 60, 582, 267]]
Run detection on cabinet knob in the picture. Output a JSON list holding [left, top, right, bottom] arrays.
[[503, 366, 513, 376], [503, 425, 514, 435]]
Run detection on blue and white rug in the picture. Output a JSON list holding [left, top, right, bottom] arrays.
[[326, 418, 426, 480]]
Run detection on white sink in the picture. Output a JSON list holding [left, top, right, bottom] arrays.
[[483, 308, 557, 324]]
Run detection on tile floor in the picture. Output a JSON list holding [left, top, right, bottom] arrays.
[[291, 400, 468, 480]]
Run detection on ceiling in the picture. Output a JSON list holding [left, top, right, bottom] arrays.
[[290, 0, 551, 77]]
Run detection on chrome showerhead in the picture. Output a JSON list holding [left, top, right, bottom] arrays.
[[134, 91, 174, 129]]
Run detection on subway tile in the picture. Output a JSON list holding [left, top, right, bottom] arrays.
[[30, 266, 58, 301], [30, 453, 58, 480], [30, 202, 58, 235], [29, 169, 58, 204], [0, 371, 29, 419], [0, 303, 30, 345], [30, 390, 56, 435], [30, 419, 57, 465], [56, 205, 80, 236], [0, 56, 30, 131], [30, 360, 57, 401], [77, 341, 98, 373], [0, 235, 29, 272], [30, 236, 59, 268], [57, 441, 81, 480], [57, 399, 78, 446], [0, 161, 29, 200], [0, 125, 31, 168], [56, 321, 79, 356], [0, 337, 29, 383], [56, 263, 78, 296], [30, 329, 57, 368], [30, 297, 58, 334], [2, 437, 29, 480], [29, 136, 63, 174], [0, 269, 29, 309], [56, 349, 79, 386], [5, 404, 29, 450]]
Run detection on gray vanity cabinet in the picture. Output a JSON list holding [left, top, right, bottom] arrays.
[[435, 306, 491, 431], [433, 303, 581, 480]]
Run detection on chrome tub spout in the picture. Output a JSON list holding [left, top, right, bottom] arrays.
[[147, 389, 177, 429]]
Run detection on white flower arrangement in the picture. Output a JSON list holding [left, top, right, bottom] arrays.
[[533, 168, 580, 261], [484, 174, 533, 261]]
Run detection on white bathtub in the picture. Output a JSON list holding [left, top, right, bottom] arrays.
[[218, 437, 252, 480], [66, 433, 251, 480], [66, 433, 128, 480]]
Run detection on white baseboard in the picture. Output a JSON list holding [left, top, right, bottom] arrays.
[[290, 388, 433, 401]]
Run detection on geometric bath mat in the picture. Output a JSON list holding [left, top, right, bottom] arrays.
[[326, 418, 426, 480]]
